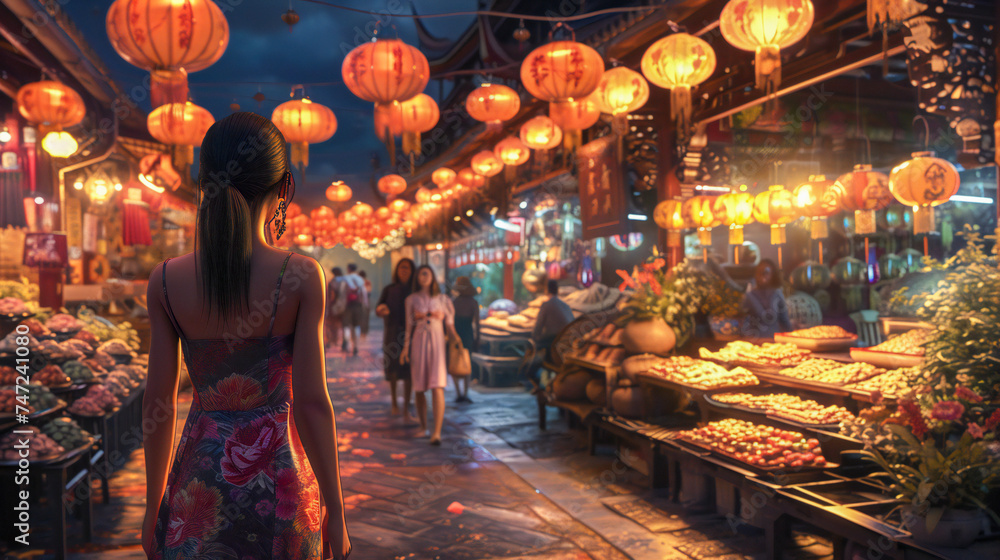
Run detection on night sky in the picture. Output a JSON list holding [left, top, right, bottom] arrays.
[[61, 0, 477, 208]]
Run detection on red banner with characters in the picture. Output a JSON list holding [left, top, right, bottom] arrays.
[[575, 136, 628, 240]]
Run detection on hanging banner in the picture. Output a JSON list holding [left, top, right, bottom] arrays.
[[65, 196, 82, 250], [82, 212, 98, 253], [576, 136, 628, 240]]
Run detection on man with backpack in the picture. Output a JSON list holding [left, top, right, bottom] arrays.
[[339, 263, 368, 356]]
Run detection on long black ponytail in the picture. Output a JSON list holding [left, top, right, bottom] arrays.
[[195, 112, 290, 321]]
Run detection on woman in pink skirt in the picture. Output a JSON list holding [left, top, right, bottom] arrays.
[[401, 265, 456, 445]]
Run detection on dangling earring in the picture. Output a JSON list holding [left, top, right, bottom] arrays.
[[273, 172, 289, 240]]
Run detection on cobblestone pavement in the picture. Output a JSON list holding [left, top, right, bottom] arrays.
[[4, 326, 835, 560]]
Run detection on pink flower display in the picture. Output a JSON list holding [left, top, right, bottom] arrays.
[[967, 423, 985, 439], [930, 401, 966, 422]]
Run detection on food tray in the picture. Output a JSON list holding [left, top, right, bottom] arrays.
[[774, 333, 858, 352], [0, 401, 67, 422], [0, 311, 34, 322], [0, 435, 96, 467], [751, 370, 854, 397], [637, 371, 760, 395], [849, 348, 923, 369], [703, 392, 846, 431], [677, 435, 838, 474]]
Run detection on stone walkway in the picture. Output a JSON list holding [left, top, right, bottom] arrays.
[[3, 326, 835, 560]]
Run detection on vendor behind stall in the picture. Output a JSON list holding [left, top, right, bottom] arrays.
[[741, 259, 791, 338], [532, 280, 574, 356]]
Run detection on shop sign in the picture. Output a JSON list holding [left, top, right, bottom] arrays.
[[576, 136, 628, 240]]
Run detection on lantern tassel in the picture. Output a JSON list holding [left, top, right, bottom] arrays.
[[913, 206, 935, 235], [770, 224, 786, 245], [290, 142, 309, 169], [755, 45, 781, 95], [855, 209, 877, 235], [729, 224, 744, 245], [811, 217, 829, 239], [563, 129, 582, 151], [150, 69, 189, 109], [670, 85, 694, 139]]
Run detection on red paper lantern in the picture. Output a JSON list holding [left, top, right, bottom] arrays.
[[520, 40, 604, 102], [378, 174, 407, 197], [466, 84, 520, 126], [271, 98, 337, 169], [342, 39, 429, 107]]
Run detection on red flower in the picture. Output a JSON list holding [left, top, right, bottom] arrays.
[[900, 400, 929, 439], [967, 423, 985, 439], [201, 374, 266, 411], [275, 467, 301, 520], [954, 386, 984, 403], [930, 401, 966, 422], [165, 478, 223, 548], [985, 409, 1000, 432], [617, 270, 636, 290], [221, 413, 287, 487]]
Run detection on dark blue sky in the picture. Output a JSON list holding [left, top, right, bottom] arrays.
[[63, 0, 476, 207]]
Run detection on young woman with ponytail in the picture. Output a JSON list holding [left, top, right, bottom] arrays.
[[141, 112, 351, 559]]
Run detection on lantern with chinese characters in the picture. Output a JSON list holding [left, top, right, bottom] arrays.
[[548, 92, 601, 149], [753, 185, 797, 245], [641, 33, 716, 134], [889, 151, 960, 235], [471, 150, 504, 178], [374, 93, 439, 159], [683, 196, 719, 247], [147, 101, 215, 169], [106, 0, 229, 107], [793, 175, 837, 240], [828, 164, 892, 235], [466, 84, 520, 131], [17, 81, 86, 157], [653, 199, 687, 247], [520, 116, 562, 150], [342, 39, 429, 108], [377, 174, 407, 197], [520, 40, 604, 103], [326, 181, 352, 203], [432, 167, 456, 188], [592, 67, 649, 135], [271, 97, 337, 169], [713, 192, 755, 246], [719, 0, 815, 95]]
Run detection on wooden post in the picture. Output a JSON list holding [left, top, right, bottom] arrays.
[[656, 108, 682, 269]]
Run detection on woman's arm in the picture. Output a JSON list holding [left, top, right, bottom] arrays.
[[443, 296, 458, 339], [402, 295, 414, 362], [141, 263, 182, 554], [290, 258, 347, 526]]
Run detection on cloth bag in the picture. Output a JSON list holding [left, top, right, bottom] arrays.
[[448, 335, 472, 376]]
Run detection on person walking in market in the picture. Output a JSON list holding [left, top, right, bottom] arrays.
[[402, 264, 457, 446], [141, 112, 351, 560], [450, 276, 479, 403], [358, 269, 373, 343], [339, 263, 368, 356], [327, 266, 345, 350], [527, 280, 575, 385], [376, 258, 415, 422]]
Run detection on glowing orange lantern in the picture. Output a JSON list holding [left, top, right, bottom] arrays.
[[375, 206, 392, 221], [548, 92, 601, 149], [16, 81, 85, 132], [641, 33, 716, 132], [341, 39, 428, 107], [754, 185, 797, 246], [326, 181, 352, 203], [106, 0, 228, 107], [592, 67, 649, 119], [271, 97, 337, 168], [147, 101, 215, 168], [653, 199, 687, 247], [471, 150, 504, 178], [458, 168, 485, 189], [374, 93, 439, 157], [494, 136, 531, 181], [520, 40, 604, 102], [889, 151, 960, 235], [415, 187, 433, 204], [683, 196, 720, 246], [720, 0, 815, 95], [352, 202, 374, 219], [432, 167, 456, 187], [520, 116, 563, 150], [466, 84, 520, 129], [828, 164, 892, 235], [378, 174, 407, 197], [793, 175, 837, 239], [714, 192, 756, 247], [389, 199, 411, 214]]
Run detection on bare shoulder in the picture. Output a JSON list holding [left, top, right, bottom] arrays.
[[282, 253, 325, 297]]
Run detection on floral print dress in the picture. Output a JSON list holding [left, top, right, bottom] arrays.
[[151, 254, 323, 559]]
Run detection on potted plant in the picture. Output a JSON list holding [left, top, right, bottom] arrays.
[[616, 257, 744, 353], [861, 424, 1000, 547]]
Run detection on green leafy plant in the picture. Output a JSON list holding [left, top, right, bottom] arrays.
[[861, 426, 1000, 532]]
